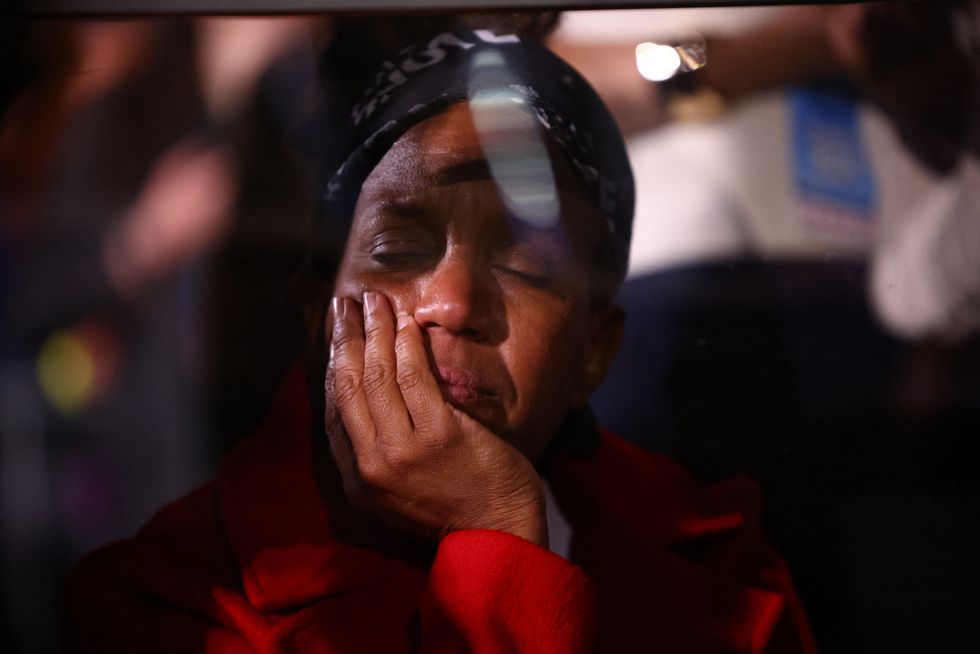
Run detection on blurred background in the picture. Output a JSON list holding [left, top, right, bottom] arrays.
[[2, 3, 979, 652]]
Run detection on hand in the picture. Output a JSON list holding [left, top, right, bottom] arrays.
[[325, 292, 548, 546]]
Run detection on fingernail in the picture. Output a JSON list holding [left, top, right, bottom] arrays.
[[363, 291, 377, 318], [396, 312, 412, 331]]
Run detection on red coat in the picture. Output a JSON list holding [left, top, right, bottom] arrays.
[[64, 368, 817, 653]]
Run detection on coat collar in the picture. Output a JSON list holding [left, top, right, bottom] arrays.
[[546, 430, 754, 550]]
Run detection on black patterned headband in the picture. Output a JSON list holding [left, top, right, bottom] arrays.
[[316, 29, 635, 276]]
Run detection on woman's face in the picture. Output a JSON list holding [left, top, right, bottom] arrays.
[[330, 102, 622, 462]]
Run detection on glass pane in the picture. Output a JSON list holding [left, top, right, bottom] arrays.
[[3, 4, 978, 652]]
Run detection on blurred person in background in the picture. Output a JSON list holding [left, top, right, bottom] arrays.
[[553, 1, 980, 339], [1, 22, 217, 653], [553, 3, 980, 652], [0, 16, 325, 654]]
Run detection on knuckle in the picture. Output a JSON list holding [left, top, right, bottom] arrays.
[[357, 455, 389, 488], [416, 418, 443, 439], [394, 332, 413, 355], [330, 327, 356, 350], [383, 442, 428, 472], [395, 364, 426, 392], [381, 446, 409, 470], [415, 426, 449, 451], [332, 369, 362, 404], [394, 333, 419, 365], [364, 315, 385, 338], [361, 362, 393, 394]]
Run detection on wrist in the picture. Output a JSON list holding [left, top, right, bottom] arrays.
[[460, 483, 549, 547]]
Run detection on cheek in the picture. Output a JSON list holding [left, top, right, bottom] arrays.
[[501, 303, 589, 436], [333, 269, 420, 315], [387, 289, 420, 316]]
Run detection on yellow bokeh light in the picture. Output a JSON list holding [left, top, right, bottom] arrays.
[[37, 330, 97, 414]]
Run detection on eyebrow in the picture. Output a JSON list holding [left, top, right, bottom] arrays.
[[358, 201, 430, 236], [359, 158, 492, 217], [436, 157, 594, 202], [436, 159, 494, 186]]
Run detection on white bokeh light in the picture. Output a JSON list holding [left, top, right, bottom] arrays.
[[635, 42, 682, 82]]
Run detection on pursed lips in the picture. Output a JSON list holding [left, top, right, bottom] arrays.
[[433, 365, 497, 404]]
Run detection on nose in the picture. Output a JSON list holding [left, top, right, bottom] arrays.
[[413, 250, 495, 341]]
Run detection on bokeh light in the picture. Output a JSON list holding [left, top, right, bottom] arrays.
[[36, 320, 122, 415], [38, 330, 96, 415], [636, 42, 682, 82]]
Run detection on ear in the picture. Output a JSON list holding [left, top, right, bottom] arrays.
[[572, 304, 624, 407]]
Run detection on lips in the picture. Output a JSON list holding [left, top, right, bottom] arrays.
[[433, 365, 496, 404]]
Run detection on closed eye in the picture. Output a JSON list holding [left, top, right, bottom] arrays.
[[370, 249, 431, 267], [366, 229, 438, 269], [494, 265, 551, 289]]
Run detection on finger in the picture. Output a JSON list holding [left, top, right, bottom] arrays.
[[361, 291, 412, 443], [329, 296, 377, 455], [324, 364, 361, 496], [394, 311, 448, 433]]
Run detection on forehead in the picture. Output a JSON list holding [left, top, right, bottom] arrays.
[[354, 103, 600, 235], [361, 103, 484, 194]]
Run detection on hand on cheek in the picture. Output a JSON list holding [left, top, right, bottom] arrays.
[[326, 292, 548, 546]]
